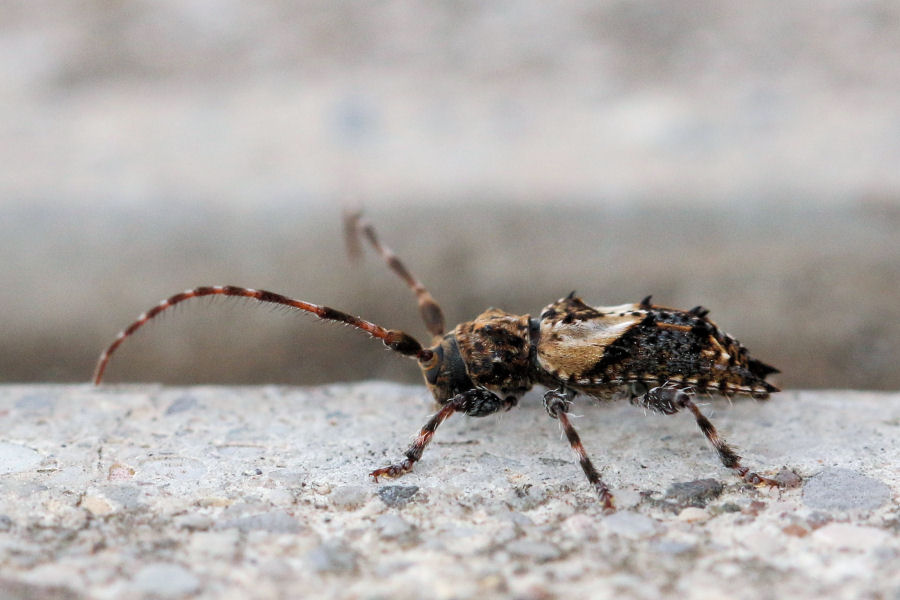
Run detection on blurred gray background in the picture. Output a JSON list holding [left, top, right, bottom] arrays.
[[2, 1, 899, 390]]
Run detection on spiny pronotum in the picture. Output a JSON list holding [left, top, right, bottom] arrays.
[[94, 211, 782, 511]]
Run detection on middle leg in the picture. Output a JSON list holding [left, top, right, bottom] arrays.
[[543, 388, 615, 511]]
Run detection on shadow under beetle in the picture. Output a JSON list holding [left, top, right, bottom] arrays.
[[94, 211, 781, 511]]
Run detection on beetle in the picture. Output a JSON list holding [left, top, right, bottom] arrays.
[[94, 211, 781, 511]]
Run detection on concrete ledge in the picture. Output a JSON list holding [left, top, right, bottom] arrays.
[[0, 384, 898, 599]]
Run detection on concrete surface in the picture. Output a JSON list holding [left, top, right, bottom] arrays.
[[1, 383, 899, 599]]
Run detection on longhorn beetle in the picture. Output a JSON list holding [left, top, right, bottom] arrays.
[[94, 211, 781, 511]]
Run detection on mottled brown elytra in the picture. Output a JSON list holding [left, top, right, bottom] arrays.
[[95, 211, 781, 511]]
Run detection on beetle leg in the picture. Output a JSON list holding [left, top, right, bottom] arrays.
[[544, 389, 615, 511], [371, 388, 512, 480], [636, 384, 779, 487]]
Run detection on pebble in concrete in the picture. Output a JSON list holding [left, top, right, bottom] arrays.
[[329, 485, 369, 510], [0, 443, 41, 475], [175, 513, 213, 531], [603, 511, 659, 540], [505, 540, 563, 563], [99, 485, 142, 510], [80, 495, 113, 517], [774, 468, 803, 488], [665, 478, 724, 508], [678, 507, 710, 523], [307, 540, 359, 574], [377, 485, 420, 507], [802, 468, 891, 511], [216, 511, 303, 534], [812, 523, 891, 550], [0, 579, 81, 600], [132, 563, 201, 598], [14, 394, 54, 413], [137, 457, 207, 483], [165, 396, 198, 415], [376, 514, 415, 540]]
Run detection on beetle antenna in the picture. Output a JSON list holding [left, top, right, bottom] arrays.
[[343, 209, 446, 338], [93, 285, 429, 384]]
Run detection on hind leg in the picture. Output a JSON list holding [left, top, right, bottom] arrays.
[[633, 384, 778, 487]]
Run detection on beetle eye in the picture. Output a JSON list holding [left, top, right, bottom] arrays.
[[420, 345, 443, 383]]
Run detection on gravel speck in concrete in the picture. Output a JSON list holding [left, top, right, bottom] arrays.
[[505, 540, 563, 563], [806, 511, 834, 530], [79, 495, 113, 516], [653, 539, 697, 555], [666, 478, 724, 508], [99, 485, 141, 509], [710, 502, 743, 515], [0, 443, 42, 475], [802, 468, 891, 511], [216, 511, 302, 533], [812, 523, 891, 550], [774, 468, 803, 488], [14, 394, 53, 413], [165, 396, 198, 415], [132, 563, 201, 598], [307, 540, 359, 574], [678, 507, 710, 523], [782, 523, 809, 538], [376, 514, 415, 540], [137, 456, 207, 483], [106, 462, 135, 482], [377, 485, 420, 507], [0, 579, 82, 600], [331, 485, 370, 509], [603, 511, 659, 539], [175, 514, 213, 531], [505, 484, 548, 511]]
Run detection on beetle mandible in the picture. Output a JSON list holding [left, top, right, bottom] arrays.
[[94, 211, 781, 511]]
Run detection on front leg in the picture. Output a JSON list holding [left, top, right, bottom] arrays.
[[371, 388, 514, 480], [634, 384, 779, 487], [544, 388, 615, 512]]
